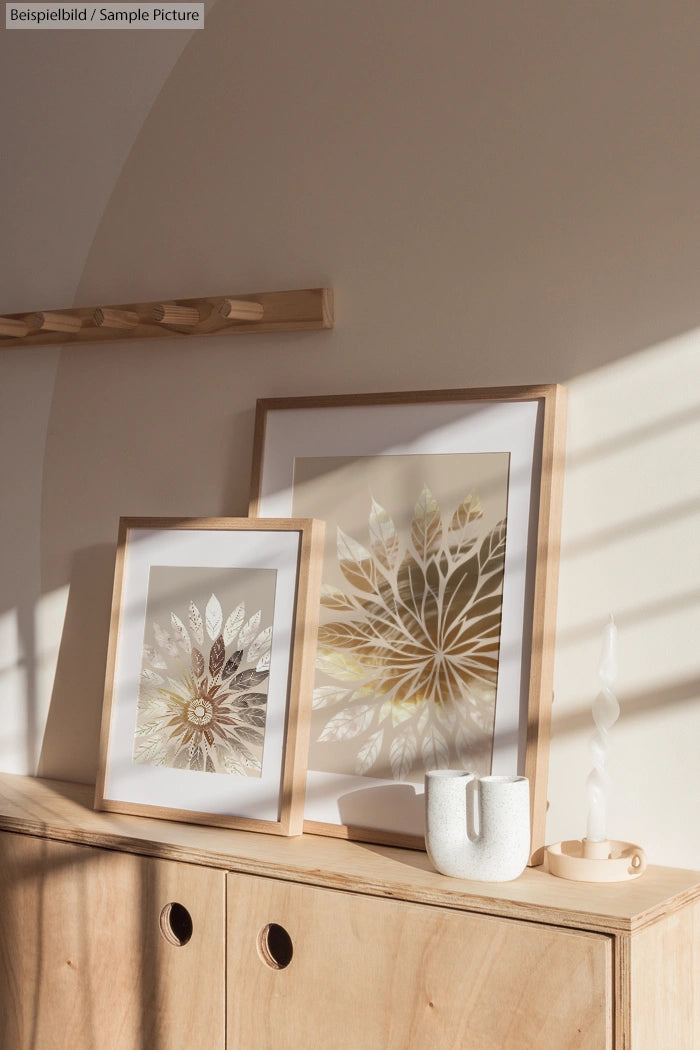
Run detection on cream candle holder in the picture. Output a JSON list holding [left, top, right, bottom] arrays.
[[546, 837, 646, 882]]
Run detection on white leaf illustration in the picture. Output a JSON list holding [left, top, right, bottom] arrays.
[[205, 594, 223, 641], [143, 644, 167, 669], [337, 527, 376, 593], [337, 527, 372, 565], [355, 729, 384, 775], [312, 685, 350, 710], [391, 700, 416, 727], [435, 699, 459, 728], [256, 651, 271, 673], [454, 725, 477, 768], [390, 729, 417, 780], [247, 625, 272, 664], [320, 582, 357, 611], [223, 602, 245, 646], [318, 704, 375, 743], [416, 703, 430, 734], [315, 649, 366, 682], [170, 613, 192, 654], [369, 498, 400, 570], [140, 668, 163, 685], [134, 719, 161, 738], [421, 725, 450, 771], [138, 697, 169, 716], [189, 601, 204, 645], [378, 699, 393, 723], [153, 621, 177, 656], [238, 610, 261, 649]]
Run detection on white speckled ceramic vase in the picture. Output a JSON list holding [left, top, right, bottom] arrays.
[[425, 770, 530, 882]]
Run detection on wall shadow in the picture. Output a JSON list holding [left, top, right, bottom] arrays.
[[37, 544, 116, 784]]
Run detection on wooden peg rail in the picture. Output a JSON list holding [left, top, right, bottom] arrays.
[[0, 287, 333, 349]]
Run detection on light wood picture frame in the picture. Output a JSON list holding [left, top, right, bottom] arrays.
[[95, 516, 324, 836], [249, 386, 567, 860]]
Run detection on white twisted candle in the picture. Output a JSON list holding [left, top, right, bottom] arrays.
[[586, 615, 620, 843]]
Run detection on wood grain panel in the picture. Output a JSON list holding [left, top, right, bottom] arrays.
[[226, 873, 613, 1050], [0, 831, 225, 1050], [628, 897, 700, 1049], [0, 774, 698, 936]]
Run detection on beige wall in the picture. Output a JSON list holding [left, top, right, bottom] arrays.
[[1, 1, 699, 869]]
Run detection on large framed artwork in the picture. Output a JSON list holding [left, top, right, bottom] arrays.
[[95, 517, 324, 835], [249, 387, 567, 859]]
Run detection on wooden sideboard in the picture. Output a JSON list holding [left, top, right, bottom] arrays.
[[0, 773, 697, 1050]]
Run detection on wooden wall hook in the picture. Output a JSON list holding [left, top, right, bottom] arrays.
[[93, 307, 139, 330], [0, 288, 333, 349], [28, 311, 82, 334], [0, 317, 29, 338], [219, 298, 264, 322], [152, 303, 202, 326]]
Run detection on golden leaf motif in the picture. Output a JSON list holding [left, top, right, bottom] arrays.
[[313, 487, 508, 782], [337, 527, 377, 593], [319, 582, 356, 612]]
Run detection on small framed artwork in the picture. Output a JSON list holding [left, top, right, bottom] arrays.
[[95, 517, 324, 835], [249, 386, 567, 859]]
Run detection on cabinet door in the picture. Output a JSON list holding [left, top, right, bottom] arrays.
[[0, 831, 225, 1050], [227, 873, 612, 1050]]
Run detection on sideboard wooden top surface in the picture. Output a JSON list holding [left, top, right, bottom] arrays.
[[0, 772, 697, 935]]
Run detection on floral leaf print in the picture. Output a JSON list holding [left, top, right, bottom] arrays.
[[313, 487, 507, 782], [134, 595, 274, 777]]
